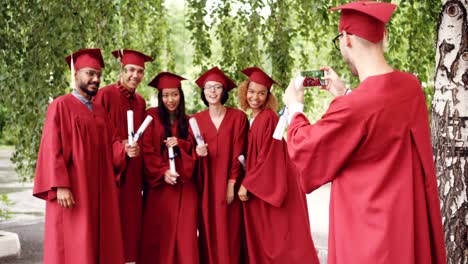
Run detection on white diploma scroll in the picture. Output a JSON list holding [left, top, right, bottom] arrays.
[[272, 107, 289, 140], [132, 116, 153, 143], [168, 146, 176, 174], [127, 110, 134, 145], [189, 117, 205, 145], [238, 155, 246, 169], [272, 75, 308, 140]]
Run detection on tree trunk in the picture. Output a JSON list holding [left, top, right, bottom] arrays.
[[431, 1, 468, 264]]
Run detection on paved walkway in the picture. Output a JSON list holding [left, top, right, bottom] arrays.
[[0, 222, 43, 264], [0, 147, 44, 263], [0, 147, 330, 263], [0, 148, 44, 227]]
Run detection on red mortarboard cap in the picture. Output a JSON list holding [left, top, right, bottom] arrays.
[[330, 1, 397, 43], [112, 49, 153, 68], [148, 72, 187, 91], [241, 66, 278, 90], [65, 48, 105, 70], [195, 66, 237, 91]]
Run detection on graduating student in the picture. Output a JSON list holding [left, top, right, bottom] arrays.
[[283, 2, 446, 263], [93, 49, 153, 263], [139, 72, 199, 264], [33, 48, 139, 264], [237, 67, 320, 264], [193, 67, 248, 264]]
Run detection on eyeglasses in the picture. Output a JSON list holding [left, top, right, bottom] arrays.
[[79, 70, 102, 79], [332, 32, 353, 51], [332, 33, 343, 51], [204, 84, 223, 91]]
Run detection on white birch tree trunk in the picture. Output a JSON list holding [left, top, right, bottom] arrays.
[[431, 1, 468, 263]]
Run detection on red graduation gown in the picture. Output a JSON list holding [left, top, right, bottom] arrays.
[[139, 108, 199, 264], [93, 83, 145, 262], [193, 107, 248, 264], [242, 109, 319, 264], [33, 94, 126, 264], [287, 71, 446, 264]]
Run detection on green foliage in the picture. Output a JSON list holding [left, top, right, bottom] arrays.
[[0, 0, 441, 181], [186, 0, 212, 68], [0, 107, 14, 145], [0, 0, 171, 181], [0, 194, 14, 221], [387, 0, 442, 104], [186, 0, 440, 119]]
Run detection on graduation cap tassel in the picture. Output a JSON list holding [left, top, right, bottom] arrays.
[[70, 55, 75, 89]]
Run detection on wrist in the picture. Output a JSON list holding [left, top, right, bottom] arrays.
[[287, 102, 304, 124]]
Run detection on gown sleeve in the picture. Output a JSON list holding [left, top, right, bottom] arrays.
[[174, 126, 196, 183], [287, 97, 365, 193], [33, 100, 72, 201], [229, 112, 248, 181], [108, 117, 126, 186], [242, 111, 288, 207], [142, 110, 168, 188]]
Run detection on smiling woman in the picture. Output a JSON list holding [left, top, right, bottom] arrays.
[[139, 71, 198, 264], [237, 80, 278, 113], [193, 66, 248, 264], [236, 66, 320, 264]]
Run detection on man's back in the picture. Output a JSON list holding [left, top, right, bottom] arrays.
[[343, 71, 427, 166], [287, 71, 446, 263]]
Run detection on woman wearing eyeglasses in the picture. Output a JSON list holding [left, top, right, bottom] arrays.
[[237, 67, 320, 264], [193, 67, 248, 264], [139, 72, 199, 264]]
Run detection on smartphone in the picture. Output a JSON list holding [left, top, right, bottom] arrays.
[[300, 70, 326, 87]]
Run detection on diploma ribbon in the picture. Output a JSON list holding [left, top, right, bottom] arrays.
[[168, 146, 177, 174], [127, 113, 153, 146], [133, 115, 153, 143], [189, 117, 205, 146]]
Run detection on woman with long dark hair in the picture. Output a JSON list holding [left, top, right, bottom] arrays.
[[192, 66, 248, 264], [139, 72, 199, 264]]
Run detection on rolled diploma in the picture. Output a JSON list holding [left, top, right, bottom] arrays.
[[272, 76, 305, 140], [133, 116, 153, 143], [168, 146, 176, 174], [238, 155, 246, 169], [189, 117, 205, 145], [127, 110, 134, 145], [272, 107, 289, 140]]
